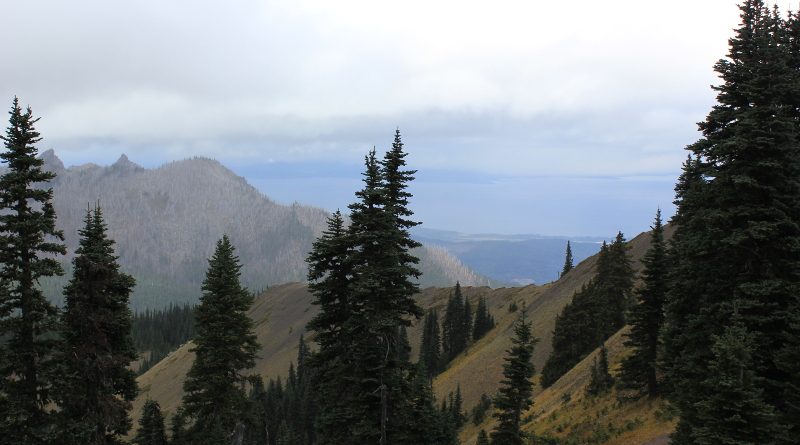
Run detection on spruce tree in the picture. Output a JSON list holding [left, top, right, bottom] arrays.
[[132, 400, 168, 445], [692, 324, 781, 444], [618, 210, 668, 397], [58, 206, 138, 444], [442, 282, 466, 363], [560, 240, 574, 278], [587, 344, 614, 396], [472, 296, 492, 341], [420, 308, 442, 378], [305, 211, 355, 444], [0, 97, 66, 444], [307, 131, 425, 444], [491, 307, 537, 445], [477, 429, 490, 445], [541, 234, 633, 388], [180, 235, 260, 444], [661, 2, 800, 442]]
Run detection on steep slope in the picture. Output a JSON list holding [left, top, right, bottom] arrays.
[[132, 225, 672, 443], [33, 151, 489, 309]]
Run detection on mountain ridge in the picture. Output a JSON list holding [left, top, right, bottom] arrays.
[[30, 151, 490, 309]]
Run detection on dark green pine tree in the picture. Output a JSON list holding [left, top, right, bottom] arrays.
[[491, 307, 537, 445], [692, 324, 781, 444], [463, 297, 472, 348], [594, 232, 634, 339], [476, 429, 490, 445], [618, 210, 668, 397], [180, 235, 260, 444], [442, 282, 466, 363], [132, 400, 168, 445], [472, 296, 495, 342], [560, 240, 574, 278], [307, 132, 424, 444], [540, 233, 633, 388], [0, 97, 67, 444], [420, 308, 442, 378], [661, 2, 800, 442], [58, 206, 138, 444], [587, 344, 614, 396], [305, 210, 355, 445]]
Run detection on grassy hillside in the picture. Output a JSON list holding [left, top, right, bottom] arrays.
[[133, 225, 673, 443]]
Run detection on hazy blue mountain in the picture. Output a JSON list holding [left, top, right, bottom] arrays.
[[412, 227, 605, 285], [30, 151, 489, 310]]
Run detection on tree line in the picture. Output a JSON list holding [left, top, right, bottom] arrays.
[[536, 3, 800, 444]]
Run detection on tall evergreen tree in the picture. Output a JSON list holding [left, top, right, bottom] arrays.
[[587, 344, 614, 396], [477, 429, 490, 445], [180, 236, 260, 444], [132, 400, 168, 445], [58, 206, 138, 444], [560, 241, 574, 278], [305, 211, 355, 445], [692, 324, 781, 444], [472, 296, 494, 341], [541, 234, 633, 387], [420, 308, 442, 378], [618, 210, 668, 397], [307, 131, 425, 444], [491, 307, 537, 445], [442, 282, 466, 363], [0, 97, 66, 444], [661, 2, 800, 442]]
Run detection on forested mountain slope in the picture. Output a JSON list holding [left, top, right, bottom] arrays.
[[133, 224, 672, 443]]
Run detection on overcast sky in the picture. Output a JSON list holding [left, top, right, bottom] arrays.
[[2, 1, 790, 236]]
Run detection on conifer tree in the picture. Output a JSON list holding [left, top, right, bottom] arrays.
[[541, 234, 633, 387], [661, 2, 800, 442], [692, 324, 781, 444], [472, 296, 492, 341], [0, 97, 66, 444], [463, 297, 472, 347], [587, 344, 614, 396], [420, 308, 442, 378], [180, 236, 259, 444], [396, 325, 411, 363], [58, 206, 138, 444], [133, 400, 168, 445], [476, 429, 490, 445], [442, 282, 466, 363], [307, 131, 425, 444], [560, 241, 574, 278], [305, 211, 355, 444], [491, 307, 537, 445], [618, 210, 668, 397]]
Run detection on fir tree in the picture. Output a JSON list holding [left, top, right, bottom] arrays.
[[692, 324, 781, 444], [661, 2, 800, 442], [560, 241, 574, 278], [0, 97, 67, 444], [476, 429, 490, 445], [618, 210, 668, 397], [472, 296, 493, 341], [396, 325, 411, 363], [180, 236, 260, 444], [307, 131, 425, 444], [58, 205, 138, 444], [420, 308, 442, 378], [132, 400, 168, 445], [491, 307, 537, 445], [442, 282, 467, 363], [587, 344, 614, 396], [540, 234, 633, 387]]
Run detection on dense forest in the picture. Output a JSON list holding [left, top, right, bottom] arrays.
[[1, 1, 799, 444]]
